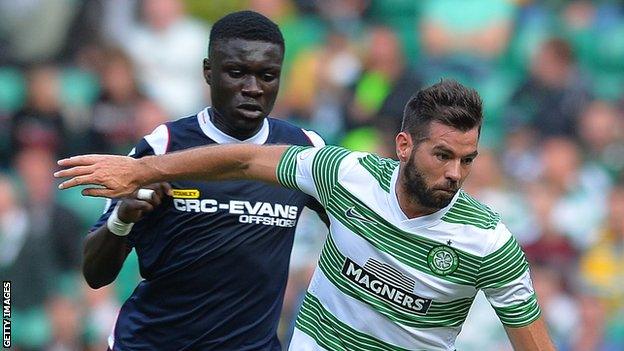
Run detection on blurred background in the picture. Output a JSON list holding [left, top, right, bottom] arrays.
[[0, 0, 623, 350]]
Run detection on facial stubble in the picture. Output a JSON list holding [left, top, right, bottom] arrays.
[[402, 152, 457, 211]]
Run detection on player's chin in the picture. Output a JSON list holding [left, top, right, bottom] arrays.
[[431, 191, 455, 208]]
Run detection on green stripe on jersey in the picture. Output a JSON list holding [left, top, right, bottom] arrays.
[[493, 293, 541, 327], [312, 146, 352, 207], [276, 145, 310, 190], [296, 292, 412, 351], [357, 154, 398, 193], [327, 184, 481, 285], [318, 234, 474, 328], [476, 236, 529, 289], [442, 191, 501, 229]]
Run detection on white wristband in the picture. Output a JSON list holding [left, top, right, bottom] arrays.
[[137, 188, 155, 201], [106, 202, 134, 236]]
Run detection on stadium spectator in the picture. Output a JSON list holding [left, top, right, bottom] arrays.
[[504, 38, 592, 139], [15, 147, 83, 273], [419, 0, 516, 82], [131, 98, 170, 140], [9, 65, 69, 163], [87, 48, 145, 154], [580, 184, 624, 311], [537, 137, 611, 248], [283, 29, 361, 143], [116, 0, 210, 118], [350, 26, 421, 132], [0, 173, 56, 350], [577, 100, 624, 179]]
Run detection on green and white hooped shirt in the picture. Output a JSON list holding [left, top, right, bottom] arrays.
[[276, 146, 540, 351]]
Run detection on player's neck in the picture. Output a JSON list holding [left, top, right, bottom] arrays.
[[395, 182, 438, 219], [209, 107, 263, 141]]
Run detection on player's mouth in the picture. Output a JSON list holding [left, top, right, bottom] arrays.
[[435, 188, 457, 195], [237, 103, 264, 119]]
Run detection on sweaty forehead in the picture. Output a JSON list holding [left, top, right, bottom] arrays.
[[212, 39, 283, 63]]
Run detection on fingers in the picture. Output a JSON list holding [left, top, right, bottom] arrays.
[[55, 154, 140, 197], [57, 155, 106, 167], [160, 182, 173, 196], [54, 165, 95, 180], [124, 199, 155, 213], [155, 182, 172, 199], [81, 187, 116, 198], [59, 175, 100, 190]]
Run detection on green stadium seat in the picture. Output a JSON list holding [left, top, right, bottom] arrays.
[[60, 67, 100, 108], [0, 66, 26, 113]]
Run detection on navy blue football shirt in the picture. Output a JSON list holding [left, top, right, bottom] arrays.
[[92, 108, 326, 350]]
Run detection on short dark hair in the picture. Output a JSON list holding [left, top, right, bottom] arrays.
[[401, 79, 483, 141], [208, 11, 285, 58]]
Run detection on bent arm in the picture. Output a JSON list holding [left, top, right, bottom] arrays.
[[56, 144, 289, 198], [82, 225, 131, 288], [505, 317, 555, 351]]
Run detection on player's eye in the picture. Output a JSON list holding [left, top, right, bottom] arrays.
[[262, 73, 277, 82], [461, 157, 475, 165], [228, 69, 244, 78], [435, 153, 451, 161]]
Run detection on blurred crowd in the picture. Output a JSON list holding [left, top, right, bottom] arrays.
[[1, 0, 623, 350]]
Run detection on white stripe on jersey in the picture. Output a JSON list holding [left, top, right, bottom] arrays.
[[483, 269, 535, 308], [144, 124, 169, 155], [298, 266, 458, 350], [302, 129, 326, 148], [289, 328, 330, 351]]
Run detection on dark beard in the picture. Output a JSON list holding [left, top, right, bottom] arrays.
[[402, 154, 457, 210]]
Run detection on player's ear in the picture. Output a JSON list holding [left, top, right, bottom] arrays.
[[395, 132, 412, 162], [203, 58, 211, 85]]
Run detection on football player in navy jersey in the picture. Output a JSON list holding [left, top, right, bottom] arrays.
[[82, 11, 327, 350]]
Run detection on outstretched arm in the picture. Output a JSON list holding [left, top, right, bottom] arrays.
[[55, 144, 289, 198]]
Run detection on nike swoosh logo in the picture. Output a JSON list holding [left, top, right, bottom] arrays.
[[345, 207, 374, 223]]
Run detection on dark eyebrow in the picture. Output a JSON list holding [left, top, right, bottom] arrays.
[[432, 145, 478, 158], [464, 151, 479, 159]]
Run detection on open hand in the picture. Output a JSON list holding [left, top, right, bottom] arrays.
[[54, 154, 145, 198]]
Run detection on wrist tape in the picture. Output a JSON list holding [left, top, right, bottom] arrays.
[[106, 202, 134, 236]]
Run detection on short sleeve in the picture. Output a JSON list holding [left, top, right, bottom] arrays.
[[89, 124, 169, 246], [276, 145, 351, 207], [477, 224, 541, 327]]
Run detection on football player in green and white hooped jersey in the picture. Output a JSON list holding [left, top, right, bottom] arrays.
[[56, 79, 556, 351]]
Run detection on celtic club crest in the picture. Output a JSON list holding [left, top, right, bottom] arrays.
[[427, 245, 459, 276]]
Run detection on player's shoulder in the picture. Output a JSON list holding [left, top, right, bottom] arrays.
[[267, 117, 325, 147], [442, 190, 502, 231], [438, 191, 513, 257], [336, 151, 397, 193]]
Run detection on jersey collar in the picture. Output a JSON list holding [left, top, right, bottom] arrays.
[[197, 107, 269, 144], [388, 166, 460, 230]]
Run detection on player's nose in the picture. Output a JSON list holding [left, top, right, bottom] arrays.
[[444, 160, 462, 182], [241, 76, 263, 97]]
